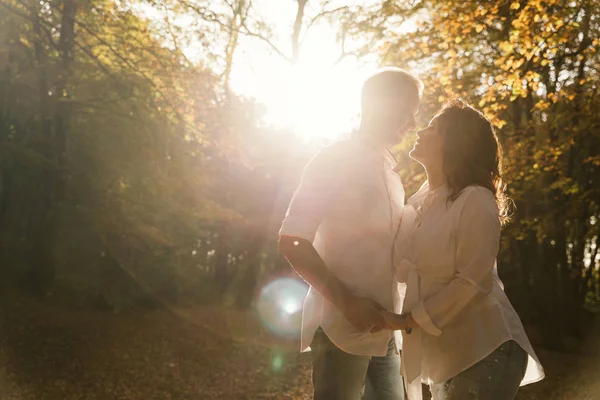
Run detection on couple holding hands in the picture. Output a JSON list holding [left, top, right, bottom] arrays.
[[278, 68, 545, 400]]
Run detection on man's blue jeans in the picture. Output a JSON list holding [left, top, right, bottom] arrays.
[[310, 327, 404, 400]]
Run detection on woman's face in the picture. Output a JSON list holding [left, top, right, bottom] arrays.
[[409, 116, 445, 169]]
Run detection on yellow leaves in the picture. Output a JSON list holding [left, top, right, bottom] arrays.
[[510, 2, 521, 10], [476, 24, 485, 33], [475, 6, 489, 17], [525, 50, 535, 60], [498, 56, 527, 72], [19, 37, 32, 48], [579, 79, 586, 85], [455, 37, 463, 44], [500, 58, 513, 71], [511, 19, 525, 29], [534, 100, 551, 111], [555, 19, 565, 29], [499, 41, 514, 53], [512, 58, 525, 69], [584, 156, 600, 167], [504, 75, 517, 87], [118, 178, 129, 190], [496, 119, 508, 128], [530, 81, 540, 91], [479, 99, 486, 107], [489, 102, 502, 112], [440, 76, 451, 86], [528, 0, 544, 13], [447, 49, 457, 58], [534, 14, 540, 22]]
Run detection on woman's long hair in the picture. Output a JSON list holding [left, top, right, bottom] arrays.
[[435, 99, 512, 224]]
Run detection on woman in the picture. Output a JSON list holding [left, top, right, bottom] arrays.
[[382, 99, 544, 400]]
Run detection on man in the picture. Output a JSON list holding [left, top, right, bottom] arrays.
[[278, 67, 422, 400]]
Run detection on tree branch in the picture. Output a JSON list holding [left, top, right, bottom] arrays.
[[300, 5, 349, 48], [238, 19, 292, 63]]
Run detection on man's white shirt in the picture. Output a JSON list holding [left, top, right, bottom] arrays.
[[279, 136, 405, 356]]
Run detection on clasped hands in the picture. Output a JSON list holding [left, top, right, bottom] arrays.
[[341, 294, 413, 333]]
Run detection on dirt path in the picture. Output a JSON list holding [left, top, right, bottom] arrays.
[[0, 290, 599, 400], [0, 291, 312, 400]]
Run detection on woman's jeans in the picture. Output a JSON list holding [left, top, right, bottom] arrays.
[[430, 340, 528, 400]]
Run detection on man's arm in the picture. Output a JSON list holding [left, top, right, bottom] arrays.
[[278, 145, 386, 332], [279, 236, 386, 332], [278, 236, 350, 310]]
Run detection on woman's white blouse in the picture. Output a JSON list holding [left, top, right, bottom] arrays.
[[395, 182, 544, 400]]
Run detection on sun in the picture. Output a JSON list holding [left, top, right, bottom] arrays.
[[280, 62, 362, 140], [230, 21, 376, 141]]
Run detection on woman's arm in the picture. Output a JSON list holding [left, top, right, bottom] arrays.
[[411, 188, 501, 336], [382, 188, 501, 335]]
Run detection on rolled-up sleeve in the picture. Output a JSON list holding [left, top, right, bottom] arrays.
[[411, 188, 501, 336], [279, 144, 348, 243]]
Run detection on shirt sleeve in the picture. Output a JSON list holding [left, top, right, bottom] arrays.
[[411, 187, 501, 336], [279, 144, 349, 243]]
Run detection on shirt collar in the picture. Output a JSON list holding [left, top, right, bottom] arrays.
[[426, 181, 449, 196], [383, 148, 398, 169], [408, 181, 449, 206]]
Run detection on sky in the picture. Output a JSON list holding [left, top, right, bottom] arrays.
[[227, 1, 380, 140], [138, 0, 410, 141]]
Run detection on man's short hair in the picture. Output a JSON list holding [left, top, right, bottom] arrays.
[[361, 67, 423, 111]]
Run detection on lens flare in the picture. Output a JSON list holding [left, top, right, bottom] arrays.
[[256, 278, 308, 338], [281, 299, 299, 315], [272, 353, 283, 371]]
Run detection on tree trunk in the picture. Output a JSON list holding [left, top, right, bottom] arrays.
[[291, 0, 308, 64], [23, 0, 77, 294]]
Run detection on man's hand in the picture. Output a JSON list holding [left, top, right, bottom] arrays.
[[379, 311, 406, 330], [341, 295, 387, 333], [378, 310, 417, 333]]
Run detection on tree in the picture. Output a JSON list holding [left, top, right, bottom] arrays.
[[0, 0, 230, 303], [346, 0, 600, 348]]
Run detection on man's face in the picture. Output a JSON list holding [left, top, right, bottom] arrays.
[[375, 92, 420, 146]]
